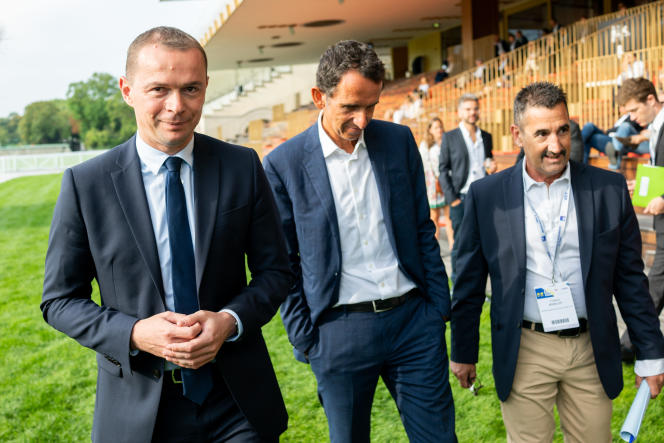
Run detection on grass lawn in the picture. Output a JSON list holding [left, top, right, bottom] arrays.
[[1, 173, 663, 442]]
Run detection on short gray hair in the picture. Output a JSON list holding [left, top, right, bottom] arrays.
[[316, 40, 385, 96], [513, 82, 567, 126], [458, 93, 479, 109]]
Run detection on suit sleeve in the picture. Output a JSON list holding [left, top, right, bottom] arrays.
[[569, 121, 584, 164], [439, 132, 458, 203], [406, 128, 451, 319], [484, 132, 494, 159], [41, 169, 137, 373], [263, 154, 316, 356], [613, 178, 664, 360], [222, 150, 294, 335], [450, 184, 489, 363]]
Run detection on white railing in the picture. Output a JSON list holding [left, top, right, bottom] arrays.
[[0, 150, 109, 174]]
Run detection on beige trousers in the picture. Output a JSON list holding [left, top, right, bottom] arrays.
[[500, 328, 612, 443]]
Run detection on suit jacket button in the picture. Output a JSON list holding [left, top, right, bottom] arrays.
[[152, 369, 161, 379]]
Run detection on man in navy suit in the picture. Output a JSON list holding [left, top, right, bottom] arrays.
[[41, 27, 291, 442], [263, 40, 455, 442], [450, 82, 664, 441]]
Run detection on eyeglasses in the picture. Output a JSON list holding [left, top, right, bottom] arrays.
[[469, 378, 484, 396]]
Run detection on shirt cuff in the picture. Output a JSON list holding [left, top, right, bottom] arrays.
[[634, 358, 664, 377], [220, 309, 243, 342]]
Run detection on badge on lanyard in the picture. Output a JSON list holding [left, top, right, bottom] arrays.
[[525, 179, 580, 331], [534, 283, 580, 332]]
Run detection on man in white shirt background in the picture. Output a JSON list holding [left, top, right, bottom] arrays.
[[438, 94, 496, 282], [450, 82, 664, 442]]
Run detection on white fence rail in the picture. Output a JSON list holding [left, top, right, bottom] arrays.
[[0, 150, 108, 174]]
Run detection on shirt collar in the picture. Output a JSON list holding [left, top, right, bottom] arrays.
[[522, 157, 571, 191], [317, 110, 366, 158], [459, 122, 481, 141], [651, 106, 664, 135], [135, 132, 195, 175]]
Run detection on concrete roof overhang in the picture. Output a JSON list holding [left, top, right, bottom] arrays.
[[200, 0, 462, 70]]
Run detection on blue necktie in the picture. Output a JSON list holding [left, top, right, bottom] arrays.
[[164, 156, 213, 405]]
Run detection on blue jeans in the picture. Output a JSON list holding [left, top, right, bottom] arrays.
[[582, 122, 648, 168], [309, 296, 457, 443]]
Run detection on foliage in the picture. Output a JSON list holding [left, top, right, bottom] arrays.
[[66, 73, 136, 148], [17, 100, 71, 144], [0, 112, 22, 146], [2, 174, 664, 442]]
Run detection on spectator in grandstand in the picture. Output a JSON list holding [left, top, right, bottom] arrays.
[[494, 35, 509, 57], [524, 42, 539, 77], [41, 26, 292, 442], [263, 40, 456, 443], [581, 111, 648, 169], [550, 17, 561, 33], [451, 81, 664, 443], [507, 33, 517, 52], [618, 52, 646, 86], [417, 76, 430, 99], [473, 58, 486, 83], [439, 93, 495, 283], [617, 77, 664, 359], [516, 30, 528, 47], [419, 117, 452, 244], [434, 60, 450, 83]]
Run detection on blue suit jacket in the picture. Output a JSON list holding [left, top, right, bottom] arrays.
[[263, 120, 450, 360], [451, 159, 664, 401], [41, 134, 292, 442]]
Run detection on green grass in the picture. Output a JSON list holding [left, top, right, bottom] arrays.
[[1, 173, 663, 442]]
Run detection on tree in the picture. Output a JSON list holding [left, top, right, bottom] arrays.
[[0, 113, 22, 146], [67, 72, 136, 148], [18, 100, 71, 144]]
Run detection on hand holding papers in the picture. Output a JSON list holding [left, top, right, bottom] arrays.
[[632, 164, 664, 207], [620, 380, 651, 442]]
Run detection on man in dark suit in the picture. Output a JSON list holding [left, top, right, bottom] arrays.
[[438, 93, 495, 281], [263, 40, 455, 443], [450, 82, 664, 441], [617, 77, 664, 358], [41, 27, 292, 442]]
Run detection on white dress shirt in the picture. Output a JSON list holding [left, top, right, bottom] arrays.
[[649, 107, 664, 164], [522, 160, 663, 377], [135, 133, 242, 347], [459, 123, 487, 195], [317, 113, 416, 305]]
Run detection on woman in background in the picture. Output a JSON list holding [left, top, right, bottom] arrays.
[[418, 117, 453, 246]]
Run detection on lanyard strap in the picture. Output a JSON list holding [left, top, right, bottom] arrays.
[[523, 179, 571, 284]]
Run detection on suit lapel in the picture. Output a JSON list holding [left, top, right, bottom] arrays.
[[364, 124, 394, 245], [193, 135, 220, 291], [505, 161, 526, 288], [301, 125, 342, 246], [570, 161, 594, 288], [110, 138, 165, 300]]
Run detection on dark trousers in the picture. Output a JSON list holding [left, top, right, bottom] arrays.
[[152, 368, 275, 443], [449, 196, 466, 283], [622, 231, 664, 350], [309, 296, 457, 443]]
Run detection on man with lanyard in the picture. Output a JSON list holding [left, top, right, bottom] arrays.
[[450, 82, 664, 441], [618, 77, 664, 359], [438, 93, 496, 281]]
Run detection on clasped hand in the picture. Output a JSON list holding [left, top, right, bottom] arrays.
[[130, 310, 237, 369]]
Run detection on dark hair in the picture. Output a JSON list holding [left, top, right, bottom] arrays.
[[513, 82, 567, 126], [126, 26, 207, 78], [617, 77, 659, 106], [316, 40, 385, 96]]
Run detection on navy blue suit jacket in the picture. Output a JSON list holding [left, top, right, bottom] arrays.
[[263, 120, 450, 360], [451, 160, 664, 401], [41, 134, 292, 442]]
